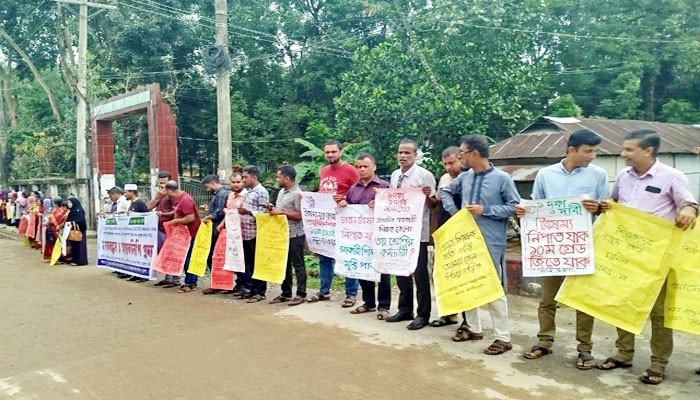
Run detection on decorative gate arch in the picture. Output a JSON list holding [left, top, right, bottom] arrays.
[[91, 84, 178, 213]]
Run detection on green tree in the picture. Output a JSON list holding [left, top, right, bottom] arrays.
[[548, 94, 582, 118]]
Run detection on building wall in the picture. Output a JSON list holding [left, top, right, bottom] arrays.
[[593, 154, 700, 199]]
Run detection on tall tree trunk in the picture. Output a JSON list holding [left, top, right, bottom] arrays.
[[0, 80, 8, 186], [56, 7, 78, 95], [0, 26, 63, 123], [129, 121, 143, 179], [641, 65, 658, 121], [0, 65, 18, 128]]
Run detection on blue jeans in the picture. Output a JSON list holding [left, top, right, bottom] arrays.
[[318, 254, 359, 297]]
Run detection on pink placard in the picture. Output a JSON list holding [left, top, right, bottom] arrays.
[[151, 222, 190, 276], [211, 228, 234, 290]]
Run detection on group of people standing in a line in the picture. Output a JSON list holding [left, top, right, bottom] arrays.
[[7, 129, 698, 386], [4, 189, 89, 266]]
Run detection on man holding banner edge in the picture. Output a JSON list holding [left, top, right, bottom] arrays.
[[515, 129, 609, 369], [441, 134, 520, 354], [385, 138, 437, 330], [595, 130, 697, 385]]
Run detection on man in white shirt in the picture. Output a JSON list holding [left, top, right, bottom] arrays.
[[385, 139, 437, 330], [107, 187, 130, 214]]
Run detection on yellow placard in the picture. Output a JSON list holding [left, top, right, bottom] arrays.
[[187, 220, 212, 277], [253, 213, 289, 284], [665, 224, 700, 335], [432, 209, 505, 316], [50, 236, 62, 266], [556, 202, 675, 335]]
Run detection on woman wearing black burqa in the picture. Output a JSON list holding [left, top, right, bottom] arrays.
[[65, 197, 88, 266]]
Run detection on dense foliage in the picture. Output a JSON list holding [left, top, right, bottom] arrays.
[[1, 0, 699, 185]]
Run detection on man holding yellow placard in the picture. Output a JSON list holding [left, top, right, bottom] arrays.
[[596, 130, 698, 385], [441, 134, 520, 355]]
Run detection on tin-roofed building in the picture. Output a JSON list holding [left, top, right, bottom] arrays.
[[490, 116, 700, 199]]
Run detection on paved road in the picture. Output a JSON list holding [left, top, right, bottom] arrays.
[[1, 237, 698, 399]]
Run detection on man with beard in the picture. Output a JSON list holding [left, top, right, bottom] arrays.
[[125, 184, 149, 213], [124, 184, 150, 282], [307, 140, 361, 308], [384, 139, 437, 330]]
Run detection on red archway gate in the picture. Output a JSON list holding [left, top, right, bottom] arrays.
[[91, 84, 178, 212]]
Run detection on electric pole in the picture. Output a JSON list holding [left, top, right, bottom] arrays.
[[215, 0, 232, 181]]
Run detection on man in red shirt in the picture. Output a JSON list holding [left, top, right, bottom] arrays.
[[164, 180, 201, 293], [308, 140, 361, 307], [150, 171, 177, 287]]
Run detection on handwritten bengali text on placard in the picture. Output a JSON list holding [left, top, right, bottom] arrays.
[[432, 209, 505, 316], [371, 188, 425, 276], [300, 192, 337, 258], [556, 202, 673, 335], [334, 205, 380, 282], [520, 197, 594, 277]]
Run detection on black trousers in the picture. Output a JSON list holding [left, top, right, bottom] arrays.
[[281, 235, 307, 297], [206, 230, 218, 269], [359, 274, 391, 310], [396, 242, 430, 318], [243, 237, 267, 296]]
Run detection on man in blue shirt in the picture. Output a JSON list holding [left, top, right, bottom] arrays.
[[516, 129, 609, 369], [201, 175, 229, 278], [442, 134, 521, 355]]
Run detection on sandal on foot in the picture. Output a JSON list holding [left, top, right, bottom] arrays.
[[350, 304, 376, 314], [288, 296, 306, 306], [451, 325, 484, 342], [523, 345, 552, 360], [153, 279, 170, 287], [484, 340, 512, 355], [576, 352, 596, 370], [162, 282, 180, 289], [640, 368, 665, 385], [307, 293, 331, 303], [270, 295, 291, 304], [376, 310, 390, 320], [597, 357, 633, 370], [341, 296, 356, 308], [246, 294, 266, 303], [429, 315, 459, 327], [177, 285, 196, 293]]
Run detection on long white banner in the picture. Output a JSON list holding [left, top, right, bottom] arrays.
[[97, 213, 159, 279]]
